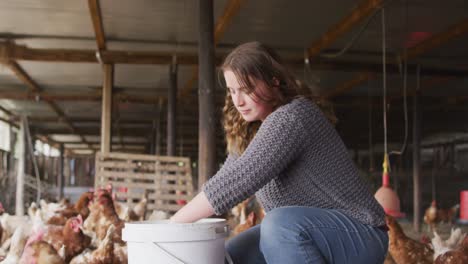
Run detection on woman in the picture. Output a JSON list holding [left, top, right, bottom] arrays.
[[171, 41, 388, 264]]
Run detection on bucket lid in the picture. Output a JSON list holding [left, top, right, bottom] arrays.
[[122, 218, 229, 243]]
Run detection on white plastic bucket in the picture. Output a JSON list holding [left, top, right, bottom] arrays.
[[122, 218, 230, 264]]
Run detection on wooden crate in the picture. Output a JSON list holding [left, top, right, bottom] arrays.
[[95, 152, 194, 213]]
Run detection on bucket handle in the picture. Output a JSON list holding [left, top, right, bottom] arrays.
[[225, 251, 234, 264], [151, 242, 235, 264], [151, 242, 185, 264]]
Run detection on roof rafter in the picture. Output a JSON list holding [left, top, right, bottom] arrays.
[[0, 41, 465, 77], [326, 17, 468, 98], [0, 104, 62, 150], [307, 0, 383, 60], [88, 0, 107, 50], [0, 59, 92, 149]]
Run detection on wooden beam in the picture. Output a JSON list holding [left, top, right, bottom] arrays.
[[15, 118, 26, 216], [401, 18, 468, 62], [0, 60, 92, 149], [167, 61, 177, 156], [1, 42, 465, 77], [112, 95, 124, 151], [5, 61, 41, 92], [328, 17, 468, 98], [296, 59, 467, 77], [198, 0, 218, 189], [0, 91, 166, 104], [0, 91, 102, 101], [0, 105, 15, 117], [412, 82, 422, 232], [63, 141, 148, 145], [0, 42, 199, 64], [214, 0, 246, 44], [101, 64, 113, 154], [179, 0, 246, 99], [0, 105, 62, 149], [25, 116, 199, 124], [58, 144, 65, 199], [388, 76, 453, 102], [33, 126, 226, 139], [323, 72, 371, 99], [0, 116, 18, 128], [88, 0, 107, 50], [307, 0, 383, 59]]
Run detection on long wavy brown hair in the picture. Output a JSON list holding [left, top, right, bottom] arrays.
[[220, 41, 325, 155]]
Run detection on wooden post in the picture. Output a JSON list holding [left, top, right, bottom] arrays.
[[8, 117, 16, 173], [149, 120, 156, 155], [450, 143, 456, 179], [58, 144, 65, 199], [167, 59, 177, 156], [198, 0, 217, 190], [412, 67, 422, 232], [368, 95, 375, 175], [155, 99, 163, 156], [15, 116, 26, 216], [100, 64, 113, 154]]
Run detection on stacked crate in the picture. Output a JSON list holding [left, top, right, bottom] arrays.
[[95, 152, 194, 213]]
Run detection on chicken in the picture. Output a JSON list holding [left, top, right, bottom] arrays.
[[231, 212, 256, 237], [74, 191, 94, 221], [0, 213, 29, 244], [383, 254, 397, 264], [386, 215, 434, 264], [432, 228, 466, 260], [46, 192, 95, 226], [19, 241, 65, 264], [132, 195, 148, 221], [437, 204, 459, 224], [148, 210, 169, 221], [69, 224, 115, 264], [113, 243, 128, 264], [27, 202, 39, 220], [229, 196, 265, 229], [39, 199, 66, 222], [83, 189, 124, 245], [420, 234, 431, 245], [113, 200, 131, 221], [46, 214, 71, 226], [424, 200, 439, 232], [112, 191, 147, 222], [0, 225, 30, 264], [434, 235, 468, 264], [41, 215, 91, 262]]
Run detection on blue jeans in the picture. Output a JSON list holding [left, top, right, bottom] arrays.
[[226, 207, 388, 264]]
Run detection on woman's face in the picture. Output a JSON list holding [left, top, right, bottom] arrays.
[[224, 70, 274, 122]]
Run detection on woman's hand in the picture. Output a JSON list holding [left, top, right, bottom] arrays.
[[170, 191, 215, 223]]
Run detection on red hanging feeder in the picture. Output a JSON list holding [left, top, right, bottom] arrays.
[[374, 9, 404, 219], [374, 153, 405, 218]]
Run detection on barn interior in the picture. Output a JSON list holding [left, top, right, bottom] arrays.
[[0, 0, 468, 263]]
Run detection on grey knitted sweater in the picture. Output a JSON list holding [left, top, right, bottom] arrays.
[[203, 97, 386, 227]]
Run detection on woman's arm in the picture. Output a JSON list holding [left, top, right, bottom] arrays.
[[170, 191, 215, 223]]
